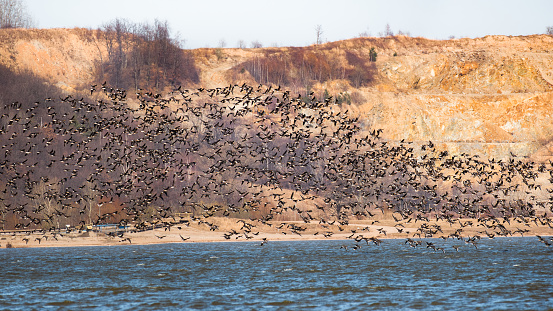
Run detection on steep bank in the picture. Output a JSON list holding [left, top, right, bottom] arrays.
[[0, 28, 103, 92]]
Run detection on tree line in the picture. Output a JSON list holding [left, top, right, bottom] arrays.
[[93, 18, 199, 91], [233, 46, 377, 94], [0, 0, 34, 29]]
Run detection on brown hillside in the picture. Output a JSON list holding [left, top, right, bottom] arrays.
[[0, 28, 104, 92], [1, 29, 553, 160]]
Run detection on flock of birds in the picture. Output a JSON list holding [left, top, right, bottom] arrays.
[[0, 82, 552, 251]]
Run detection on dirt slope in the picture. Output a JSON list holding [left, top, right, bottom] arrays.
[[0, 28, 104, 92]]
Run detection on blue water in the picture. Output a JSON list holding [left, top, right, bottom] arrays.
[[1, 238, 552, 310]]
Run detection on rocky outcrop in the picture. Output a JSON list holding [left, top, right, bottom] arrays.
[[354, 35, 553, 160]]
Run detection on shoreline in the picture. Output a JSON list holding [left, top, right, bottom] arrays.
[[3, 234, 550, 250], [2, 218, 552, 249]]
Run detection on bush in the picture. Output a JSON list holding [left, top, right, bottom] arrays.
[[350, 90, 366, 105], [335, 92, 351, 106], [369, 47, 377, 62]]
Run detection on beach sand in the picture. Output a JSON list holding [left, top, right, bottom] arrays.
[[2, 216, 552, 249]]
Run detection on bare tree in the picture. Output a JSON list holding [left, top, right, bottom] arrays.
[[101, 18, 130, 88], [547, 26, 553, 36], [358, 27, 371, 38], [237, 39, 246, 49], [218, 38, 227, 48], [315, 24, 324, 44], [0, 0, 34, 28], [30, 178, 61, 230], [81, 181, 98, 225], [384, 23, 393, 37], [251, 40, 263, 48], [96, 18, 199, 90], [396, 29, 411, 37], [0, 187, 7, 230]]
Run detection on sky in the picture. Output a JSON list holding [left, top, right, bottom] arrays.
[[24, 0, 553, 49]]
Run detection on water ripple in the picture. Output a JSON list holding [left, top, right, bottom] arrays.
[[1, 238, 552, 310]]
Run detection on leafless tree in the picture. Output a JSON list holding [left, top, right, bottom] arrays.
[[315, 24, 324, 44], [96, 18, 198, 90], [237, 39, 246, 49], [30, 178, 62, 230], [358, 27, 371, 38], [384, 23, 393, 37], [0, 188, 7, 230], [396, 29, 411, 37], [218, 38, 227, 48], [0, 0, 34, 28], [101, 18, 130, 88], [251, 40, 263, 48], [547, 26, 553, 36], [81, 181, 98, 225]]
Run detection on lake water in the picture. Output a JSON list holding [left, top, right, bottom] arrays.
[[1, 238, 552, 310]]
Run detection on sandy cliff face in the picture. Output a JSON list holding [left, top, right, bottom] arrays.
[[0, 28, 104, 92], [1, 29, 553, 160], [354, 35, 553, 160]]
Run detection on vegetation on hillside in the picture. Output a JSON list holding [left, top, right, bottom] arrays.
[[230, 46, 377, 94], [93, 19, 199, 91]]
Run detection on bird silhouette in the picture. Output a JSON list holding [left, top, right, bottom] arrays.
[[179, 234, 190, 241]]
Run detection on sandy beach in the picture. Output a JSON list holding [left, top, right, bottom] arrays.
[[2, 215, 552, 249]]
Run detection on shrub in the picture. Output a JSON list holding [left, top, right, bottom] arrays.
[[369, 47, 377, 62], [335, 92, 351, 106], [350, 90, 366, 105]]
